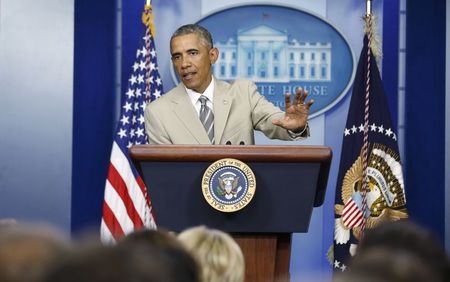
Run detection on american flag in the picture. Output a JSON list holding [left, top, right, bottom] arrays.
[[101, 5, 163, 243]]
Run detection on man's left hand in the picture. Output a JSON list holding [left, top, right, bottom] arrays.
[[272, 87, 314, 132]]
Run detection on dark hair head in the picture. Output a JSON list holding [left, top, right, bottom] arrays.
[[118, 229, 189, 257], [336, 248, 442, 282], [0, 224, 71, 282], [170, 24, 213, 49], [42, 243, 200, 282], [355, 220, 450, 282]]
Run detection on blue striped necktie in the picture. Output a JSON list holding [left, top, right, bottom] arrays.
[[198, 96, 215, 144]]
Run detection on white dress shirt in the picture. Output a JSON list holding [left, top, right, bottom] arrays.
[[185, 76, 215, 116]]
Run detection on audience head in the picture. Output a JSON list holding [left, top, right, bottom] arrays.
[[359, 220, 450, 279], [336, 248, 441, 282], [337, 220, 450, 282], [120, 228, 201, 281], [178, 226, 244, 282], [0, 223, 71, 282], [43, 242, 199, 282], [43, 228, 200, 282], [118, 228, 183, 251], [0, 218, 18, 232]]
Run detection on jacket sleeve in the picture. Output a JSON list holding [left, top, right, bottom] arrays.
[[245, 81, 309, 141]]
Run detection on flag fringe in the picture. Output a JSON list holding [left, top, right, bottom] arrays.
[[142, 4, 156, 38], [326, 244, 334, 266], [363, 15, 382, 63]]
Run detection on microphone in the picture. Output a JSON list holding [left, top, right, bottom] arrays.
[[226, 141, 232, 145], [239, 141, 245, 145]]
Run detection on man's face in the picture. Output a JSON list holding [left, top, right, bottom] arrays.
[[170, 33, 218, 93]]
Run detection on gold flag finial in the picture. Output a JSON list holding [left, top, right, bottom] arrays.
[[364, 1, 382, 62], [142, 3, 156, 38], [366, 0, 372, 16]]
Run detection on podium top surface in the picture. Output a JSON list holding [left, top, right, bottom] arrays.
[[130, 145, 332, 163]]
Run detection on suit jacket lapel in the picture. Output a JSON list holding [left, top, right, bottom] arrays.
[[213, 79, 233, 144], [170, 84, 211, 144]]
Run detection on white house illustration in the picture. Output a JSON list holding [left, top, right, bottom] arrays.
[[213, 24, 332, 82]]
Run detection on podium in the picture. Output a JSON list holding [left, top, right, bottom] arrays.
[[130, 145, 332, 282]]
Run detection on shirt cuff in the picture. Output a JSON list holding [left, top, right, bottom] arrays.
[[287, 123, 310, 139]]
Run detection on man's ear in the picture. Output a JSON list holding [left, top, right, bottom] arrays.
[[209, 48, 219, 64]]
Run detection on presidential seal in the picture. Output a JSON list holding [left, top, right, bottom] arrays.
[[202, 158, 256, 212]]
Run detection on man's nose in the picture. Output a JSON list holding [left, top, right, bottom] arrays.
[[181, 56, 191, 68]]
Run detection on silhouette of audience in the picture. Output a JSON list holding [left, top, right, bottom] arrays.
[[9, 220, 448, 282]]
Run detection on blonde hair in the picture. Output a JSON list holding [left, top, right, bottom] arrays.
[[178, 226, 244, 282]]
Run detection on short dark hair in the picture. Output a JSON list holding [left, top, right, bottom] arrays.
[[42, 243, 200, 282], [170, 24, 213, 49], [355, 220, 450, 281]]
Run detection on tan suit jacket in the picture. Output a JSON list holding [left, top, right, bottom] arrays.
[[144, 79, 308, 144]]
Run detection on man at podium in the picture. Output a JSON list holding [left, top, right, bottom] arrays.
[[145, 24, 314, 145]]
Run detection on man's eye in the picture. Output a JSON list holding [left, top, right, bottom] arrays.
[[189, 51, 198, 56], [172, 55, 181, 60]]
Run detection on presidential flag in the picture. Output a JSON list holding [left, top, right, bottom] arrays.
[[332, 16, 408, 271], [101, 4, 163, 243]]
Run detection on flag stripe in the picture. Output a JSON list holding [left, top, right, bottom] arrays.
[[348, 212, 363, 228], [342, 202, 358, 221], [100, 219, 115, 244], [102, 201, 125, 241], [345, 209, 362, 226], [110, 142, 149, 224], [104, 180, 135, 232], [344, 208, 360, 223], [107, 161, 144, 228], [344, 214, 362, 228], [135, 175, 156, 224], [342, 200, 363, 228]]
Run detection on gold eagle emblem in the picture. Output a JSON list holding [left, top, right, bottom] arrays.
[[335, 144, 408, 240]]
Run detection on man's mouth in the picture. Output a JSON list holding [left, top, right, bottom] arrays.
[[182, 71, 196, 81]]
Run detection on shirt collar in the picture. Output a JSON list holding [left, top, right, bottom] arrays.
[[185, 76, 215, 105]]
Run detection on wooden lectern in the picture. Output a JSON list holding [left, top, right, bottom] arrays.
[[130, 145, 332, 282]]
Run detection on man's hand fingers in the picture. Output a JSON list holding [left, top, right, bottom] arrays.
[[306, 99, 314, 108], [293, 88, 302, 105], [284, 92, 291, 109], [305, 99, 314, 110], [299, 89, 309, 104]]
